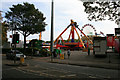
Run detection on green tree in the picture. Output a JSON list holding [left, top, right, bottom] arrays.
[[82, 1, 120, 25], [0, 12, 8, 46], [5, 2, 47, 50], [2, 22, 8, 45], [46, 41, 51, 43], [0, 11, 2, 21], [0, 11, 2, 47]]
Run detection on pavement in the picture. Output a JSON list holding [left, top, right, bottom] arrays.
[[33, 50, 120, 70]]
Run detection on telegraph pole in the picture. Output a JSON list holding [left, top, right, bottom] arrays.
[[50, 0, 54, 61]]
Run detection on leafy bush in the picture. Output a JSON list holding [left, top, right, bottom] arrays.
[[2, 48, 12, 54], [33, 48, 50, 57]]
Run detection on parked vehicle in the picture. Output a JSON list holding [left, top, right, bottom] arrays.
[[6, 50, 26, 60]]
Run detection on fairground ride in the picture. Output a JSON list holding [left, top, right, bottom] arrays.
[[81, 24, 97, 37], [54, 20, 93, 50]]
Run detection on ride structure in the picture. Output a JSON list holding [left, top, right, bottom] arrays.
[[54, 20, 93, 50], [39, 32, 42, 40], [81, 24, 97, 36]]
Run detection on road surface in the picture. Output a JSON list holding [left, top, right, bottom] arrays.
[[2, 55, 119, 79]]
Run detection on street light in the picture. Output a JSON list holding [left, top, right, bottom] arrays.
[[119, 7, 120, 28], [50, 0, 54, 61]]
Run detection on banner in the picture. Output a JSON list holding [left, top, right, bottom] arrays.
[[107, 36, 114, 46]]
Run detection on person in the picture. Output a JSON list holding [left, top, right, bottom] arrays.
[[88, 47, 90, 56], [70, 19, 78, 27], [64, 52, 66, 59], [74, 22, 78, 28], [67, 49, 71, 59], [59, 49, 62, 56], [53, 50, 56, 58]]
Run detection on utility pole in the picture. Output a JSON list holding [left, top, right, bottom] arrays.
[[50, 0, 54, 61]]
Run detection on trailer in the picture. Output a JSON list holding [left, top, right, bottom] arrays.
[[93, 37, 107, 55], [114, 39, 120, 54], [115, 28, 120, 55]]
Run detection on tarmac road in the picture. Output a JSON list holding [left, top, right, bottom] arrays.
[[2, 54, 120, 79]]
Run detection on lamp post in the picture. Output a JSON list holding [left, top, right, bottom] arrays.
[[50, 0, 54, 61], [118, 7, 120, 28]]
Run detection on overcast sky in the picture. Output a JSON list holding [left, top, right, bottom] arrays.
[[0, 0, 118, 42]]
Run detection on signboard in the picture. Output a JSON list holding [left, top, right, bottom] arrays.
[[115, 28, 120, 35], [107, 34, 114, 36], [107, 34, 114, 47]]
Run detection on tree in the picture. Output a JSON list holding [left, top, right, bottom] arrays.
[[0, 12, 8, 46], [5, 2, 47, 50], [0, 11, 2, 21], [2, 22, 8, 45], [82, 1, 120, 25]]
